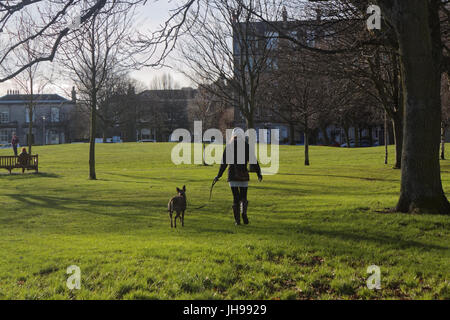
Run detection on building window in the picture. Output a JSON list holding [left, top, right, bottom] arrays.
[[266, 57, 278, 70], [0, 111, 9, 123], [247, 35, 258, 49], [324, 30, 333, 42], [306, 30, 315, 47], [25, 107, 35, 123], [51, 107, 60, 122], [265, 31, 278, 50], [289, 30, 297, 40], [0, 129, 9, 143], [141, 128, 151, 140], [49, 130, 59, 144]]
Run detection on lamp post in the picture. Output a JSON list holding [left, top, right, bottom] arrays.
[[42, 116, 46, 145]]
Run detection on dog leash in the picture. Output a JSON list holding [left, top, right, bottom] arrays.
[[193, 178, 218, 209], [209, 178, 218, 201]]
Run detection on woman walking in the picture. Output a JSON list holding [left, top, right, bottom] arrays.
[[214, 128, 262, 225]]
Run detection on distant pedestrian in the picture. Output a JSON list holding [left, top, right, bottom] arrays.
[[11, 133, 19, 156], [214, 128, 262, 225]]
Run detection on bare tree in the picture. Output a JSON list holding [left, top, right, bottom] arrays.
[[264, 0, 450, 213], [375, 0, 450, 214], [57, 4, 136, 179], [262, 48, 327, 165], [96, 74, 144, 143], [0, 0, 200, 83], [149, 73, 181, 90], [189, 82, 232, 164], [176, 0, 281, 129], [1, 10, 54, 153], [442, 72, 450, 160]]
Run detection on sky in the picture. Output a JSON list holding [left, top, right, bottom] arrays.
[[127, 0, 193, 89], [0, 0, 193, 97]]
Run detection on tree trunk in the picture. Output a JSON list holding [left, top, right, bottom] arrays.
[[384, 0, 450, 214], [368, 126, 373, 146], [28, 77, 34, 154], [289, 123, 296, 145], [304, 130, 310, 166], [354, 125, 359, 148], [343, 125, 350, 148], [384, 112, 388, 165], [202, 142, 207, 166], [245, 115, 254, 130], [392, 114, 403, 169], [321, 126, 330, 145], [304, 115, 310, 166], [102, 121, 107, 143], [441, 123, 446, 160], [89, 101, 97, 180], [28, 105, 33, 154]]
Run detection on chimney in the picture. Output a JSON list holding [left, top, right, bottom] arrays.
[[71, 86, 77, 103], [232, 10, 238, 23], [282, 6, 288, 22], [316, 8, 322, 22]]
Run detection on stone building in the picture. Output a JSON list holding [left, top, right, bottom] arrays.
[[0, 90, 77, 146]]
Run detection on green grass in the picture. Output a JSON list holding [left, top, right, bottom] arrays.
[[0, 142, 449, 300]]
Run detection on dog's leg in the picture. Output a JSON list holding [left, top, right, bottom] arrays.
[[170, 211, 173, 228], [182, 210, 185, 227], [174, 212, 178, 228]]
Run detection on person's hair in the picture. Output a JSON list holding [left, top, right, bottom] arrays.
[[229, 127, 245, 143]]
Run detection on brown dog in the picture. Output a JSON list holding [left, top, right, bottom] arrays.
[[168, 185, 186, 228]]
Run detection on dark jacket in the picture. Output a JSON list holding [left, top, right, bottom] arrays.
[[18, 150, 29, 166], [11, 136, 19, 146], [217, 138, 262, 182]]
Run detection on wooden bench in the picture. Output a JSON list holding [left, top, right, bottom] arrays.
[[0, 154, 39, 174]]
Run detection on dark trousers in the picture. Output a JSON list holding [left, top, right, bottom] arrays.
[[231, 187, 248, 205], [12, 145, 18, 156]]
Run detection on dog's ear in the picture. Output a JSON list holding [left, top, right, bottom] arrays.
[[183, 185, 186, 191], [176, 187, 181, 193]]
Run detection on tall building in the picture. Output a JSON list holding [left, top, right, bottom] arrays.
[[231, 9, 323, 143]]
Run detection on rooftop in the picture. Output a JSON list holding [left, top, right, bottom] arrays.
[[139, 88, 197, 100], [0, 93, 73, 105]]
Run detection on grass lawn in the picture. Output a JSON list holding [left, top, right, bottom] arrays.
[[0, 142, 449, 300]]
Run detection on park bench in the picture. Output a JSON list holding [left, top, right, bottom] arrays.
[[0, 154, 39, 174]]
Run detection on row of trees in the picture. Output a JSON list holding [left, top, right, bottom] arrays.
[[174, 0, 450, 213], [0, 0, 449, 214]]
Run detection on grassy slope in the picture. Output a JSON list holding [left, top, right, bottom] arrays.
[[0, 143, 448, 300]]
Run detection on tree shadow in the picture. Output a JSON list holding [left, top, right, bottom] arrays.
[[276, 172, 399, 183], [0, 172, 60, 179], [295, 224, 449, 252], [209, 218, 450, 253], [4, 193, 162, 222]]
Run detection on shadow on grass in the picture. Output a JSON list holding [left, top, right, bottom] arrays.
[[103, 172, 211, 184], [4, 193, 162, 221], [4, 193, 448, 254], [277, 172, 399, 183], [294, 224, 449, 252], [182, 215, 450, 253], [0, 172, 60, 179], [251, 183, 396, 197]]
